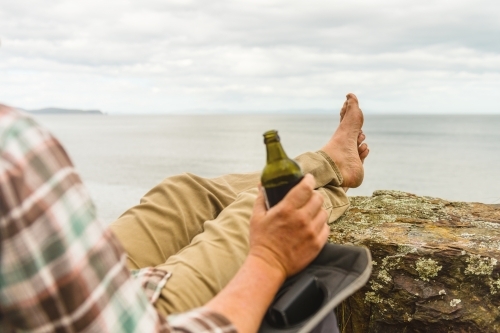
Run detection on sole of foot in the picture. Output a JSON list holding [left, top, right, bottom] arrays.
[[321, 93, 365, 189]]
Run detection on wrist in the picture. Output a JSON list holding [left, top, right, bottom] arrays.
[[206, 249, 288, 333], [247, 248, 288, 284]]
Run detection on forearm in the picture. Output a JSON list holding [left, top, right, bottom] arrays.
[[206, 254, 286, 333]]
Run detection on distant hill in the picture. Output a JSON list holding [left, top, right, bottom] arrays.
[[26, 108, 104, 115]]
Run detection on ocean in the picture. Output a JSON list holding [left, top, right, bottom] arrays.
[[34, 114, 500, 225]]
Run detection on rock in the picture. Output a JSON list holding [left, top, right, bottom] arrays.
[[330, 190, 500, 333]]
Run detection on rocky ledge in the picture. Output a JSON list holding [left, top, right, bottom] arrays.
[[330, 190, 500, 333]]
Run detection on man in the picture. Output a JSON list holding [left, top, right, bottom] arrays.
[[0, 94, 368, 332]]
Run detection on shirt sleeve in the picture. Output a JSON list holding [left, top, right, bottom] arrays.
[[0, 105, 236, 333]]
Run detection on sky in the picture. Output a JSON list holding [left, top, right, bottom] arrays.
[[1, 0, 500, 114]]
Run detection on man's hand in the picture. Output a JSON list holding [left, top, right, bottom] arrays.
[[249, 173, 329, 279], [206, 174, 328, 333]]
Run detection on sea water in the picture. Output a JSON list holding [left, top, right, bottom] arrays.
[[35, 114, 500, 224]]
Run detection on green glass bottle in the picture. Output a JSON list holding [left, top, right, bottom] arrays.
[[261, 130, 304, 209]]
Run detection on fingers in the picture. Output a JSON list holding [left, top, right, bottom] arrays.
[[318, 222, 330, 245], [249, 174, 330, 278], [312, 205, 328, 234], [273, 174, 326, 235], [303, 190, 325, 220], [290, 184, 327, 239], [281, 174, 315, 209], [253, 185, 267, 217], [307, 209, 329, 252]]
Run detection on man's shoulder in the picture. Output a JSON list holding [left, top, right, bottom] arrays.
[[0, 104, 49, 158], [0, 104, 31, 124], [1, 104, 33, 136]]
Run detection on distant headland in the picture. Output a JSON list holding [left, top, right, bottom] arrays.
[[25, 107, 104, 115]]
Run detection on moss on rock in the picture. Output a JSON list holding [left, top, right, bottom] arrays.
[[331, 190, 500, 333]]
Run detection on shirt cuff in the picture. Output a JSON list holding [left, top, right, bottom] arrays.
[[130, 267, 171, 304], [168, 307, 237, 333]]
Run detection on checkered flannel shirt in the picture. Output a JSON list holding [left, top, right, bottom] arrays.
[[0, 105, 236, 333]]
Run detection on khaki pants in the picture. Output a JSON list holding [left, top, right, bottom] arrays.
[[109, 151, 349, 316]]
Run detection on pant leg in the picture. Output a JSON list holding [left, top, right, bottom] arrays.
[[109, 172, 259, 269], [110, 151, 348, 270], [296, 151, 350, 223], [147, 152, 350, 315], [155, 189, 257, 315]]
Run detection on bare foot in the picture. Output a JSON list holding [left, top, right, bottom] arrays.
[[343, 131, 369, 192], [341, 97, 370, 164], [321, 93, 365, 188], [342, 100, 370, 163], [342, 101, 370, 166]]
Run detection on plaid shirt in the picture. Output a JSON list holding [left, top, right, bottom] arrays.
[[0, 105, 236, 333]]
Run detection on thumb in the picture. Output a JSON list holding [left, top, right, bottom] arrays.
[[253, 184, 268, 217]]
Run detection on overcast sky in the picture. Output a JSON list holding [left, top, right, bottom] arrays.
[[1, 0, 499, 114]]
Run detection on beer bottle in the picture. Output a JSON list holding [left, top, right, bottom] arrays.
[[261, 130, 304, 209]]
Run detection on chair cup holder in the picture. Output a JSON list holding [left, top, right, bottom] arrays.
[[259, 244, 372, 333], [265, 273, 325, 329]]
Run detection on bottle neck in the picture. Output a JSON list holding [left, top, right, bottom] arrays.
[[266, 141, 289, 163]]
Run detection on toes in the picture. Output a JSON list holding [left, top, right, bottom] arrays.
[[341, 93, 362, 122], [346, 93, 359, 105], [343, 93, 364, 127], [359, 144, 369, 162], [358, 142, 368, 154], [357, 131, 366, 146], [340, 100, 348, 121], [360, 149, 369, 162]]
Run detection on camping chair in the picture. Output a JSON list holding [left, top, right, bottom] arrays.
[[259, 243, 372, 333]]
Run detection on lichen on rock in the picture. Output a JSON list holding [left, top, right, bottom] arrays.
[[377, 269, 392, 284], [364, 291, 383, 304], [489, 278, 500, 295], [415, 258, 442, 281], [331, 190, 500, 333], [464, 254, 498, 276]]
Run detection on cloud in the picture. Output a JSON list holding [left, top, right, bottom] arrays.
[[1, 0, 499, 113]]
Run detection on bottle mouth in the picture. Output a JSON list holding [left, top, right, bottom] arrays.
[[263, 130, 280, 143]]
